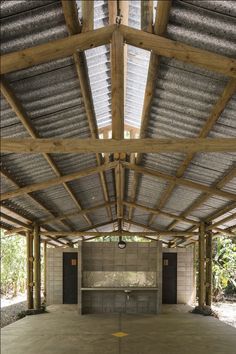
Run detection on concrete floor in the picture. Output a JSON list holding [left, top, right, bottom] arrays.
[[1, 305, 236, 354]]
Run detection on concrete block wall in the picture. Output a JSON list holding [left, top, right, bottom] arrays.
[[81, 241, 162, 314], [163, 246, 195, 304]]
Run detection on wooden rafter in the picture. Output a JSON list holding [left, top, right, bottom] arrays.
[[0, 162, 117, 202], [122, 162, 236, 201], [148, 78, 236, 226], [81, 0, 94, 32], [0, 168, 72, 231], [120, 25, 236, 77], [0, 78, 93, 228], [128, 0, 172, 220], [2, 138, 236, 154], [61, 0, 112, 220], [167, 166, 236, 232], [0, 25, 115, 74]]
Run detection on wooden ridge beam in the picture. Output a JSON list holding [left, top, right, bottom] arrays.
[[111, 29, 124, 139], [148, 78, 236, 226], [0, 162, 117, 201], [0, 25, 116, 74], [120, 25, 236, 78], [122, 162, 236, 201], [61, 0, 112, 220], [1, 138, 236, 154]]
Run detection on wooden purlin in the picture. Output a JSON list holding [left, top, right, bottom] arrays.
[[0, 78, 93, 229], [148, 79, 236, 227], [61, 0, 112, 220], [128, 0, 172, 221]]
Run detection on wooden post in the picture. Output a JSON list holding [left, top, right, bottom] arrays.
[[205, 225, 213, 306], [33, 223, 41, 310], [43, 241, 47, 302], [26, 230, 34, 309], [198, 221, 205, 307]]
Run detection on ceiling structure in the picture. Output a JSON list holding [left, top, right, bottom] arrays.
[[0, 0, 236, 247]]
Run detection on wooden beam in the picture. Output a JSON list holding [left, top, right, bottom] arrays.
[[115, 163, 124, 219], [207, 213, 236, 230], [26, 231, 34, 309], [33, 223, 41, 310], [198, 222, 205, 307], [82, 0, 94, 32], [0, 162, 117, 201], [61, 0, 82, 33], [123, 201, 199, 226], [39, 201, 115, 225], [149, 78, 236, 227], [40, 230, 199, 237], [1, 169, 72, 231], [108, 0, 117, 24], [0, 78, 93, 228], [0, 25, 115, 74], [111, 30, 124, 139], [122, 162, 236, 201], [2, 138, 236, 154], [141, 0, 153, 33], [120, 25, 236, 78]]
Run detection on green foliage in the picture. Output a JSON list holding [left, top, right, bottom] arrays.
[[1, 230, 26, 297], [213, 237, 236, 296]]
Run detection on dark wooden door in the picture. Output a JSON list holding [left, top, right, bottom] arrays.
[[63, 253, 78, 304], [162, 253, 177, 304]]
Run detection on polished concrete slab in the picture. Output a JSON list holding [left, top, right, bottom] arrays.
[[1, 305, 236, 354]]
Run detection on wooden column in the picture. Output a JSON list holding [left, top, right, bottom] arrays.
[[26, 230, 34, 309], [43, 241, 47, 302], [205, 225, 213, 306], [198, 221, 205, 307], [33, 223, 41, 310]]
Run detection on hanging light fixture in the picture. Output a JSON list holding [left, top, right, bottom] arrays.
[[118, 236, 126, 249]]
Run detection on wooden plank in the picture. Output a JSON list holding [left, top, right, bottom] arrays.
[[0, 162, 117, 201], [122, 162, 236, 201], [111, 30, 124, 139], [2, 138, 236, 154], [120, 25, 236, 78], [108, 0, 117, 24], [0, 25, 115, 74], [82, 0, 94, 32], [198, 222, 205, 307]]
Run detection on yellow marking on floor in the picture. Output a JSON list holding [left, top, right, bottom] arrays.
[[112, 331, 128, 338]]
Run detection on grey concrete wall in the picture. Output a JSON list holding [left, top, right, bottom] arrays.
[[163, 246, 195, 305]]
